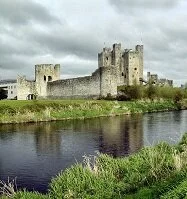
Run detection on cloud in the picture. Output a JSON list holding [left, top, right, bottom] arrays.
[[108, 0, 181, 13], [0, 0, 59, 26], [0, 0, 186, 86]]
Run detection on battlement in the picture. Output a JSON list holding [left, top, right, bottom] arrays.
[[113, 43, 121, 50], [35, 64, 60, 72], [135, 45, 143, 52], [103, 47, 111, 53]]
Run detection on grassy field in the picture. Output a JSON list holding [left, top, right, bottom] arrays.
[[1, 133, 187, 198], [0, 99, 182, 124]]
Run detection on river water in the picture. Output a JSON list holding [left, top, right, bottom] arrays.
[[0, 110, 187, 193]]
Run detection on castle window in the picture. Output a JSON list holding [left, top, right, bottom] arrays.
[[134, 68, 137, 70], [44, 75, 46, 81], [122, 72, 124, 76], [106, 57, 108, 60], [48, 76, 52, 81]]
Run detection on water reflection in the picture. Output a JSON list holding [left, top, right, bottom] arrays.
[[99, 115, 143, 156], [0, 110, 187, 193], [0, 115, 144, 158]]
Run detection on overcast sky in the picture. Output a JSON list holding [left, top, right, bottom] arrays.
[[0, 0, 186, 86]]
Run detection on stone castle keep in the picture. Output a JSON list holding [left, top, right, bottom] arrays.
[[17, 43, 143, 100]]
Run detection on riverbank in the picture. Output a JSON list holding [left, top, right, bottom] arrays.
[[0, 99, 185, 124], [1, 133, 187, 198]]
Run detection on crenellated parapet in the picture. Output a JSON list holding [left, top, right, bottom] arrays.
[[98, 43, 144, 86]]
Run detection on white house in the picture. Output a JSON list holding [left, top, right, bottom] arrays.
[[0, 80, 17, 99]]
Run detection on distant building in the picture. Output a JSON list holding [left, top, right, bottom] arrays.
[[147, 72, 173, 87], [0, 80, 17, 99]]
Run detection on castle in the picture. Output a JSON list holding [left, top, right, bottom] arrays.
[[17, 43, 143, 100], [147, 72, 173, 87]]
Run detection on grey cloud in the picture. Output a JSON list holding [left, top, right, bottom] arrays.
[[28, 28, 102, 60], [0, 0, 186, 86], [0, 0, 59, 25], [108, 0, 181, 12]]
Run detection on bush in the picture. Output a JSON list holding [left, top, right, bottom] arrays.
[[117, 85, 143, 100], [173, 90, 183, 103]]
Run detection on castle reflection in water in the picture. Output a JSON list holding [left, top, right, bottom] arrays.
[[0, 114, 144, 158]]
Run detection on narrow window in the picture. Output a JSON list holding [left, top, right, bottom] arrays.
[[122, 72, 124, 76], [48, 76, 52, 81], [44, 75, 46, 81], [134, 68, 137, 70]]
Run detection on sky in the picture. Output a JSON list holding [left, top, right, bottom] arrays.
[[0, 0, 187, 86]]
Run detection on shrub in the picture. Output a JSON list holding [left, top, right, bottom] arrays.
[[117, 85, 143, 100], [173, 90, 183, 103]]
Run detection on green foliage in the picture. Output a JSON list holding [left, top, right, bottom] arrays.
[[161, 179, 187, 199], [117, 85, 143, 100], [48, 135, 187, 198], [12, 191, 49, 199], [118, 84, 187, 102], [2, 133, 187, 198], [173, 89, 183, 103], [146, 82, 157, 100], [0, 99, 178, 124]]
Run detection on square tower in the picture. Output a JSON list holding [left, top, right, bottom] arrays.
[[35, 64, 60, 97]]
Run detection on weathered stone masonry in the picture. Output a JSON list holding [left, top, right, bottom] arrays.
[[17, 43, 143, 100]]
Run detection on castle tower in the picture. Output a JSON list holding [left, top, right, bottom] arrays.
[[98, 47, 112, 68], [112, 43, 121, 67], [136, 45, 143, 84], [35, 64, 60, 97], [123, 45, 143, 85]]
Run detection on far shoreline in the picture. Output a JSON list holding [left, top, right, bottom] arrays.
[[0, 99, 186, 124]]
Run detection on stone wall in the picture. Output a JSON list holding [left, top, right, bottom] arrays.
[[100, 67, 118, 96], [47, 69, 101, 98], [47, 66, 118, 99], [17, 76, 36, 100]]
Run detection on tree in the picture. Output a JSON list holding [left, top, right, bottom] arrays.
[[0, 88, 7, 100], [146, 80, 157, 100]]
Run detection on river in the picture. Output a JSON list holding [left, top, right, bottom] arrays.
[[0, 110, 187, 193]]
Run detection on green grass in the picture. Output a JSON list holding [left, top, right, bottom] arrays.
[[0, 99, 180, 124], [2, 133, 187, 199]]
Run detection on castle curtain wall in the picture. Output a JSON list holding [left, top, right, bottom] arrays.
[[47, 70, 101, 99]]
